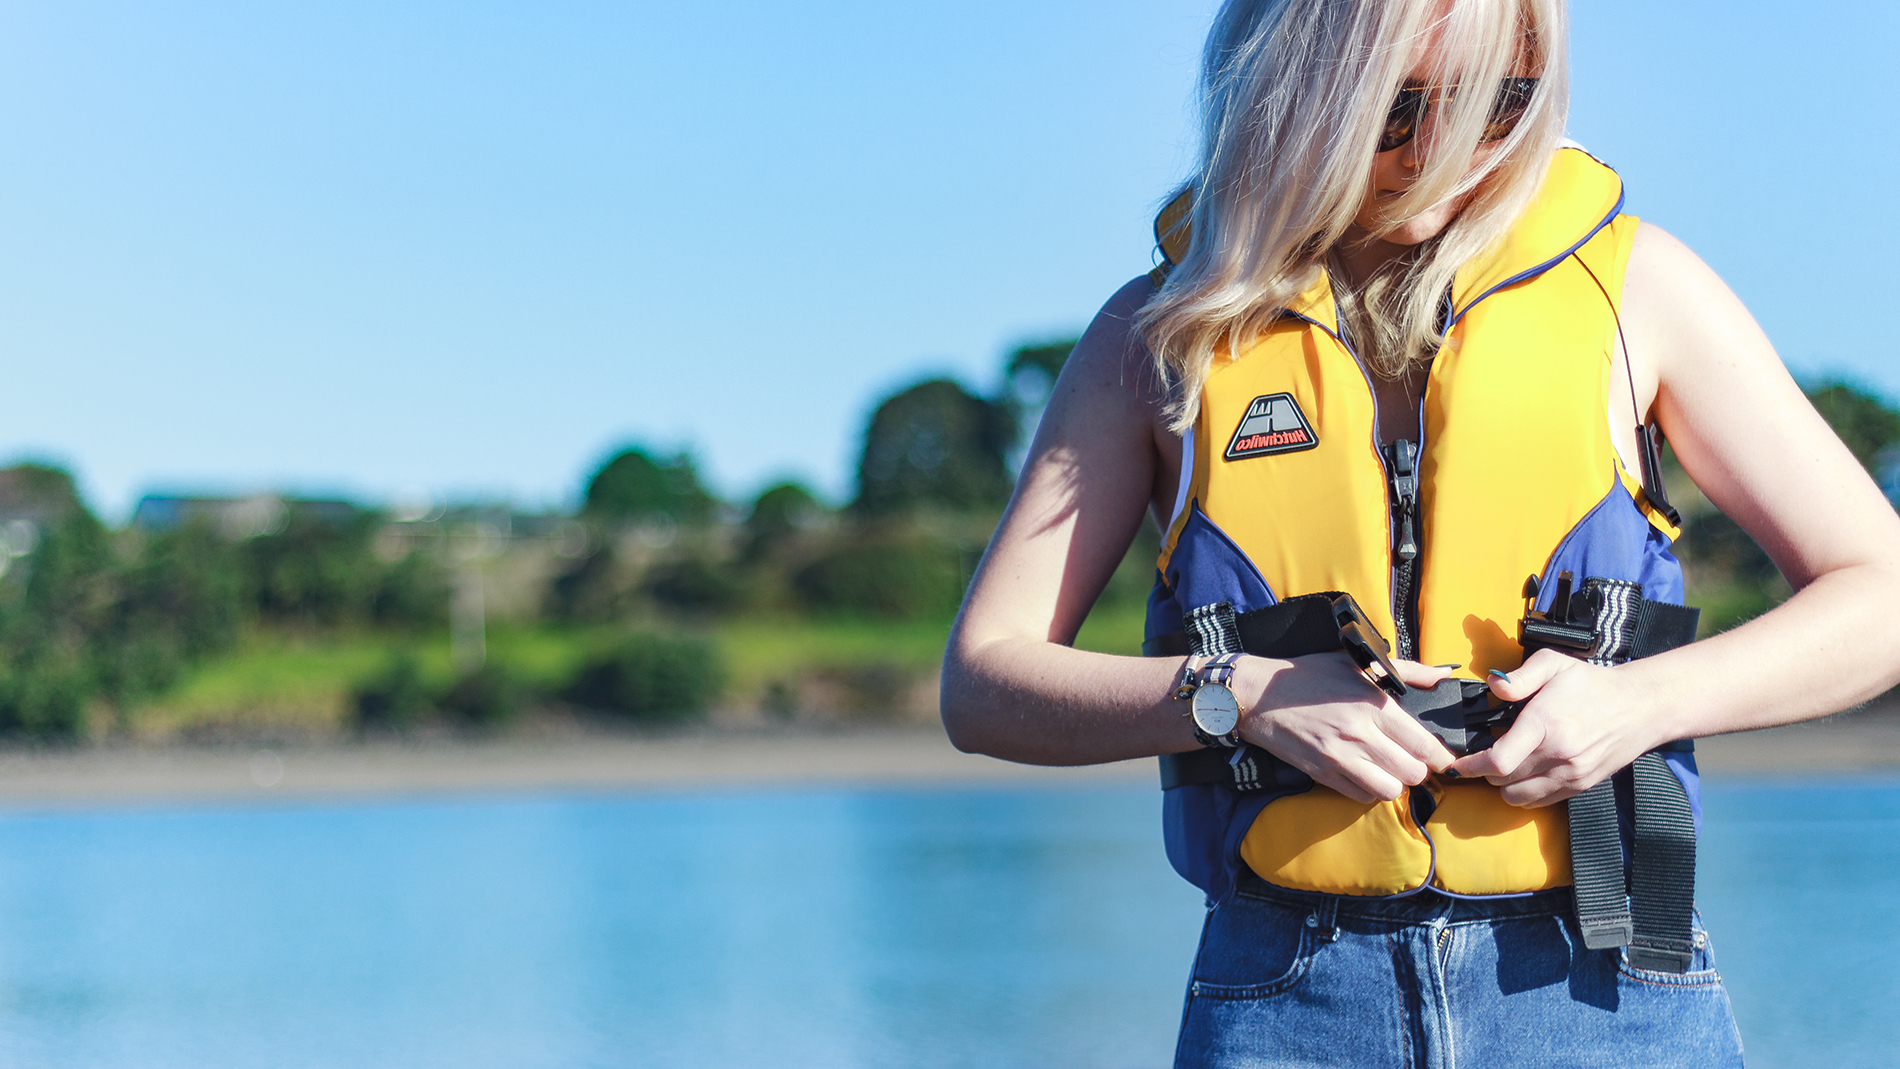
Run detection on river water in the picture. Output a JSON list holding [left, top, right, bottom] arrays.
[[0, 778, 1888, 1067]]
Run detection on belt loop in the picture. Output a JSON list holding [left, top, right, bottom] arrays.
[[1314, 897, 1340, 943]]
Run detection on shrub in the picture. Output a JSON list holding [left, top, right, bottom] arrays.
[[243, 508, 383, 626], [352, 655, 433, 732], [643, 556, 746, 614], [546, 544, 632, 623], [373, 551, 452, 629], [122, 523, 247, 661], [564, 632, 724, 723], [439, 662, 529, 730], [792, 537, 962, 619], [0, 644, 94, 740]]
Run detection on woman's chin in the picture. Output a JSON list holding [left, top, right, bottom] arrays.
[[1383, 213, 1456, 246]]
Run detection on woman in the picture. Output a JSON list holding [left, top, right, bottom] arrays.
[[939, 0, 1900, 1065]]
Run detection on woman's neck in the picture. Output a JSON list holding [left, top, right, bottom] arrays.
[[1330, 227, 1412, 293], [1327, 228, 1430, 446]]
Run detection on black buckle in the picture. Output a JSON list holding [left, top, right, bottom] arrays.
[[1334, 592, 1527, 754], [1517, 570, 1600, 654], [1332, 594, 1407, 698], [1396, 679, 1524, 755]]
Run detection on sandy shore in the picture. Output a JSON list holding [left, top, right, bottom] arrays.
[[0, 725, 1148, 809], [0, 695, 1895, 808]]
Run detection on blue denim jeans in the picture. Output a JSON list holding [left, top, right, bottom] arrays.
[[1175, 875, 1745, 1068]]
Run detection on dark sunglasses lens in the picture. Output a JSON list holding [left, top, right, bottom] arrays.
[[1482, 77, 1537, 142], [1379, 89, 1423, 152]]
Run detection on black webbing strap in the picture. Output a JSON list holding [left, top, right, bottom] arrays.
[[1556, 578, 1700, 972], [1568, 781, 1632, 949], [1142, 592, 1345, 659], [1159, 747, 1236, 790], [1146, 590, 1697, 663], [1159, 745, 1310, 792], [1627, 752, 1699, 972], [1630, 599, 1700, 660]]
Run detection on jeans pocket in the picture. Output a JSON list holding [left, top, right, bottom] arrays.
[[1187, 892, 1319, 1000]]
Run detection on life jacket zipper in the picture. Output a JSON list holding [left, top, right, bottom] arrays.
[[1385, 437, 1421, 661], [1323, 283, 1428, 663]]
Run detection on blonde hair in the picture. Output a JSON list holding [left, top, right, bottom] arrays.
[[1138, 0, 1569, 432]]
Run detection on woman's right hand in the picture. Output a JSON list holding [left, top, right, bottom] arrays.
[[1234, 654, 1458, 804]]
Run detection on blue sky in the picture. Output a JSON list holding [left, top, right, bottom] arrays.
[[1, 0, 1893, 519]]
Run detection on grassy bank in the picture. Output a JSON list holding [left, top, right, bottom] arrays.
[[120, 597, 1153, 742]]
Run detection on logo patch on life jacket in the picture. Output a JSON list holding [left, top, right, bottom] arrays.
[[1224, 393, 1318, 460]]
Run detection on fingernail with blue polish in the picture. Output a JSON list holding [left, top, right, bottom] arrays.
[[1488, 669, 1512, 683]]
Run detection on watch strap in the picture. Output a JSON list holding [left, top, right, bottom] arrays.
[[1193, 724, 1241, 749], [1202, 652, 1240, 686]]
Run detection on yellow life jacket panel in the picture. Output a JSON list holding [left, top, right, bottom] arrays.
[[1148, 147, 1698, 901]]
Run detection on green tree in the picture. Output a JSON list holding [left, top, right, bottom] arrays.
[[742, 481, 824, 561], [0, 463, 91, 524], [546, 543, 630, 623], [1001, 338, 1079, 459], [1676, 379, 1900, 633], [854, 379, 1014, 514], [371, 550, 452, 628], [0, 470, 113, 738], [99, 522, 248, 701], [123, 524, 247, 660], [1806, 379, 1900, 468], [643, 556, 747, 614], [241, 505, 383, 627], [582, 448, 717, 526], [1004, 338, 1077, 410]]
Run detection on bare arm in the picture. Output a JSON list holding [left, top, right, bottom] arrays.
[[1453, 222, 1900, 800], [1635, 223, 1900, 730], [939, 277, 1200, 765], [941, 278, 1456, 796]]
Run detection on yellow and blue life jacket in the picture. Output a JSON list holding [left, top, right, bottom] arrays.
[[1145, 147, 1701, 905]]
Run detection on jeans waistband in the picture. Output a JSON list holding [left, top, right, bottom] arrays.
[[1233, 872, 1575, 926]]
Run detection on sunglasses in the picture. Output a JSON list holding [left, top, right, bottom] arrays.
[[1378, 77, 1538, 153]]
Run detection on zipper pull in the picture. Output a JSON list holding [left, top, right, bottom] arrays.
[[1386, 439, 1419, 562]]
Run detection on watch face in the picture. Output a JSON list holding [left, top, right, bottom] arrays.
[[1191, 682, 1240, 736]]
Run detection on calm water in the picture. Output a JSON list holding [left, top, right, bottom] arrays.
[[0, 778, 1889, 1068]]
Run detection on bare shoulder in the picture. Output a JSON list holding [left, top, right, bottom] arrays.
[[1038, 276, 1172, 445], [1621, 221, 1779, 396], [1626, 219, 1696, 271], [1624, 221, 1730, 332], [1058, 276, 1164, 394], [1623, 222, 1759, 349]]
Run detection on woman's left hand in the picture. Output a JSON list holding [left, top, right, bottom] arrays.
[[1446, 648, 1665, 807]]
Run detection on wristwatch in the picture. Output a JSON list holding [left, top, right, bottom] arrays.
[[1174, 652, 1244, 748]]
